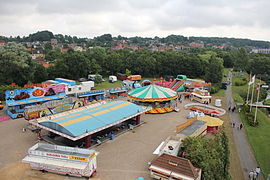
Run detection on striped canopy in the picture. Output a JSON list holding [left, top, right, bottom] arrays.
[[128, 85, 178, 102]]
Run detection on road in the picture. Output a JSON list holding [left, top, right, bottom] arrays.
[[226, 71, 262, 180]]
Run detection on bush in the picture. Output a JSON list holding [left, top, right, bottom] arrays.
[[246, 112, 259, 127], [234, 79, 246, 86], [210, 83, 221, 94], [264, 99, 270, 105]]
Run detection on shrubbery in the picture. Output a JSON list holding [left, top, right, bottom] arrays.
[[180, 130, 230, 180], [234, 79, 246, 86]]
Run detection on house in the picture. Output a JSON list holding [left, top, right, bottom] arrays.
[[0, 41, 6, 46], [149, 153, 201, 180], [189, 42, 204, 48]]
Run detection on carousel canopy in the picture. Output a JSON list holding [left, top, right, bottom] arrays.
[[197, 115, 223, 127], [128, 85, 178, 102]]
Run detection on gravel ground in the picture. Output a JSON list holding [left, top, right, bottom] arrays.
[[0, 98, 223, 180]]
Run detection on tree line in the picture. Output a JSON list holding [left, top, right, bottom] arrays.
[[1, 30, 270, 48], [1, 42, 270, 88]]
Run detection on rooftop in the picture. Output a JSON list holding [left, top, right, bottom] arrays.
[[150, 153, 200, 179]]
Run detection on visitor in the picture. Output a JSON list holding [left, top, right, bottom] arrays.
[[249, 170, 254, 180], [240, 123, 243, 130], [256, 166, 261, 177], [22, 128, 26, 132], [228, 106, 231, 111], [253, 170, 257, 179], [232, 122, 235, 128]]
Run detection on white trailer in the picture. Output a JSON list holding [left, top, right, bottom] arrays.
[[109, 75, 117, 83], [22, 143, 98, 178], [65, 81, 94, 95]]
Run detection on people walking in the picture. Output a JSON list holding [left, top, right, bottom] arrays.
[[232, 121, 235, 128], [240, 123, 243, 130], [255, 166, 261, 177], [249, 170, 254, 180]]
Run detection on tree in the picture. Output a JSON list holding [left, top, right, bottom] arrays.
[[32, 64, 48, 83], [0, 42, 34, 85], [234, 48, 249, 71], [204, 55, 224, 83], [25, 30, 54, 42], [181, 131, 230, 180]]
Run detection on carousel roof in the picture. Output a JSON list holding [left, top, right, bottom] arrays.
[[197, 115, 224, 127], [128, 85, 178, 101]]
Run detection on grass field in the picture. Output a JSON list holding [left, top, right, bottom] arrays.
[[232, 71, 270, 178], [94, 77, 155, 90]]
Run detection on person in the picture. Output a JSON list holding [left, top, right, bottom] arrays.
[[232, 122, 235, 128], [228, 106, 231, 111], [256, 166, 261, 176], [232, 106, 235, 112], [240, 123, 243, 130], [22, 128, 26, 132], [249, 170, 254, 180], [253, 170, 257, 180]]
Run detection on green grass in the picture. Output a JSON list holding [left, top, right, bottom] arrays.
[[239, 110, 270, 178], [94, 78, 122, 90], [94, 77, 155, 90], [212, 89, 225, 97], [232, 72, 270, 178]]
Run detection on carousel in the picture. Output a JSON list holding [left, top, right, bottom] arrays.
[[127, 84, 178, 113]]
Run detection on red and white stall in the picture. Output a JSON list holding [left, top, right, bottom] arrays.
[[22, 143, 98, 178]]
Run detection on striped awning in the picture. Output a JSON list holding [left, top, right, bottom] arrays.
[[128, 85, 178, 102]]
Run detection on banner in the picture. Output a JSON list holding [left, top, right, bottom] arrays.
[[248, 75, 255, 85]]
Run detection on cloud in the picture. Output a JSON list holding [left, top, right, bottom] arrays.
[[0, 0, 270, 41]]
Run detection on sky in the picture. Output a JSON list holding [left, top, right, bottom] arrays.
[[0, 0, 270, 41]]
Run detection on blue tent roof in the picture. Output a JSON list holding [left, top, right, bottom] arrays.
[[40, 101, 143, 137]]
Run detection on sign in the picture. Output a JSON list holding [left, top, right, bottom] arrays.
[[69, 156, 88, 161]]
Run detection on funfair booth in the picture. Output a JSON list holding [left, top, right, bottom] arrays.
[[127, 85, 178, 113], [23, 143, 98, 178], [29, 101, 149, 148]]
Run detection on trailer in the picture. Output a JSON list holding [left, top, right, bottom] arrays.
[[22, 143, 99, 178]]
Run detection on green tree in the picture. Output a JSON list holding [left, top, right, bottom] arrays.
[[0, 42, 34, 85]]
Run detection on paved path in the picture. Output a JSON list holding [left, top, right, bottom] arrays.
[[226, 71, 262, 180]]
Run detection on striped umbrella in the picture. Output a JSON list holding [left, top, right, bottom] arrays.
[[128, 85, 178, 102]]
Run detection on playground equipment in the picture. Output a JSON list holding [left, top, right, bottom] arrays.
[[170, 75, 187, 92], [106, 87, 127, 99], [122, 80, 141, 90], [127, 85, 178, 114], [190, 88, 212, 104], [5, 78, 102, 119], [184, 103, 226, 116], [154, 77, 173, 88], [141, 80, 152, 87]]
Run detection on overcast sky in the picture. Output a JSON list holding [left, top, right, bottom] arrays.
[[1, 0, 270, 41]]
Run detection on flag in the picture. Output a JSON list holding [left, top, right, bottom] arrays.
[[256, 83, 261, 94], [248, 75, 255, 85]]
